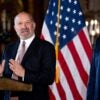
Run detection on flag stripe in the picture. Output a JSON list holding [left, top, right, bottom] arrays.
[[41, 0, 92, 99], [58, 61, 74, 100], [61, 45, 87, 99], [59, 51, 82, 99], [49, 88, 56, 100], [49, 82, 61, 100], [42, 22, 54, 44], [79, 29, 92, 61], [67, 39, 88, 86], [73, 35, 91, 75], [56, 82, 67, 100]]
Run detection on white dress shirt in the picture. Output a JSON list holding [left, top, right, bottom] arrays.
[[15, 34, 35, 61], [14, 34, 35, 81]]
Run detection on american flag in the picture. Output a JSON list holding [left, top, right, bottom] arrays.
[[41, 0, 92, 99]]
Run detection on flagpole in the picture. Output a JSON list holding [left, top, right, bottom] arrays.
[[55, 0, 61, 83]]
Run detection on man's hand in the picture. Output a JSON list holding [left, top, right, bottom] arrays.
[[0, 60, 5, 76], [9, 59, 25, 78]]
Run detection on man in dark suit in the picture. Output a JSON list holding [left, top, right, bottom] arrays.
[[0, 12, 56, 100], [86, 37, 100, 100]]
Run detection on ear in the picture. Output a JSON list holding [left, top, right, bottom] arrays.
[[33, 22, 36, 30]]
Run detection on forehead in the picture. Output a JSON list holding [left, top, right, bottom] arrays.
[[14, 13, 32, 23]]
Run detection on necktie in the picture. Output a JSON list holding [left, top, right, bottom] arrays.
[[12, 41, 26, 80], [17, 41, 26, 64]]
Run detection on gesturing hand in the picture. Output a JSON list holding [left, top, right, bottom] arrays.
[[9, 59, 25, 78]]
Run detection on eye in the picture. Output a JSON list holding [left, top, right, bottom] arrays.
[[26, 21, 32, 24], [17, 22, 22, 25]]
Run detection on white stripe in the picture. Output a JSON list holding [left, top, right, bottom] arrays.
[[61, 46, 86, 99], [83, 27, 92, 48], [42, 22, 90, 100], [42, 23, 60, 99], [42, 22, 54, 44], [73, 35, 91, 75], [49, 82, 61, 100], [58, 61, 74, 100]]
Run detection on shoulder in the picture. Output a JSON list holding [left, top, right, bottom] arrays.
[[35, 36, 55, 48], [4, 40, 19, 51], [33, 37, 55, 54]]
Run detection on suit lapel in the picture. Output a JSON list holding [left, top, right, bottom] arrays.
[[21, 37, 39, 64], [4, 40, 20, 77], [12, 40, 20, 59]]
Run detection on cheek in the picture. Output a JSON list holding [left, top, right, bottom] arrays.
[[15, 28, 20, 33], [15, 26, 21, 31], [29, 26, 34, 31]]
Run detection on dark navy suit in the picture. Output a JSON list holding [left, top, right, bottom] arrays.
[[1, 36, 56, 100], [87, 37, 100, 100]]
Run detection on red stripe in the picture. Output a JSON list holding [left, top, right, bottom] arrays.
[[68, 41, 88, 86], [56, 82, 67, 100], [42, 35, 66, 100], [49, 88, 56, 100], [79, 30, 92, 62], [59, 51, 82, 100], [40, 34, 45, 40]]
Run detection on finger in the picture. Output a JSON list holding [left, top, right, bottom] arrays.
[[9, 63, 15, 71], [9, 59, 19, 66], [9, 59, 16, 64], [2, 60, 5, 68]]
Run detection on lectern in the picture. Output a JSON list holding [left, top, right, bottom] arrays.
[[0, 77, 32, 91]]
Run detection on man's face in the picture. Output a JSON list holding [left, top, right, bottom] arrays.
[[14, 13, 36, 40]]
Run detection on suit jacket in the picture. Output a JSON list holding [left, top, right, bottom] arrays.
[[86, 37, 100, 100], [2, 36, 56, 100]]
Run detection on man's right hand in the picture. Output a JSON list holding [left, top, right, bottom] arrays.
[[0, 60, 5, 76]]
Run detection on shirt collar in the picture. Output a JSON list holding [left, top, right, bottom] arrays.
[[20, 34, 35, 48]]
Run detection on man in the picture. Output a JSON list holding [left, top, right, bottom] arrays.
[[0, 12, 56, 100], [86, 37, 100, 100]]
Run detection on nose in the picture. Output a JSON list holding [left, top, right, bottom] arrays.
[[22, 23, 27, 28]]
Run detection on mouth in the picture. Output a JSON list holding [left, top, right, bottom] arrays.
[[21, 30, 29, 33]]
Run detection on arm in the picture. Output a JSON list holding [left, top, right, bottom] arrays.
[[24, 42, 56, 85]]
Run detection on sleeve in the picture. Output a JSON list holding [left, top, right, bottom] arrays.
[[24, 42, 56, 85]]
